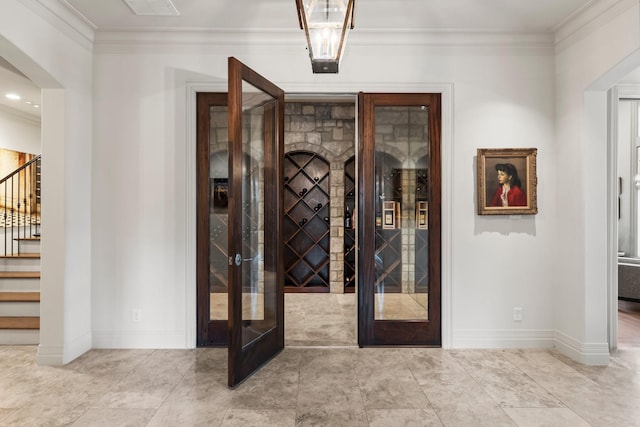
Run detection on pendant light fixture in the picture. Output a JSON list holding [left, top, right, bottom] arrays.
[[296, 0, 355, 73]]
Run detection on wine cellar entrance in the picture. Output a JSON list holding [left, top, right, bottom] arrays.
[[283, 101, 356, 294], [197, 92, 441, 349]]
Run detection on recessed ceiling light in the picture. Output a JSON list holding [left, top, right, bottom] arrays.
[[5, 93, 21, 101], [25, 100, 32, 105], [33, 104, 40, 108], [122, 0, 180, 16]]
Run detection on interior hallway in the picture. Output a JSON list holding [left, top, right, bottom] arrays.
[[1, 295, 639, 426]]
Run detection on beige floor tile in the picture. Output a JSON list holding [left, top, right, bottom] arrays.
[[147, 399, 229, 426], [70, 408, 157, 427], [296, 406, 370, 427], [221, 409, 296, 427], [503, 407, 591, 427], [1, 407, 88, 427], [433, 402, 517, 427], [356, 349, 432, 410], [402, 348, 467, 385], [230, 352, 300, 410], [0, 293, 639, 427], [450, 350, 565, 408], [367, 409, 443, 427]]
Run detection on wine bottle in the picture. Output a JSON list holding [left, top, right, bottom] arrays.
[[345, 206, 352, 229]]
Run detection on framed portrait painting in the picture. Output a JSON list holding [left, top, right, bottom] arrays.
[[477, 148, 538, 215]]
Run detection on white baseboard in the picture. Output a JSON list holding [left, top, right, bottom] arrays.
[[452, 328, 610, 366], [36, 331, 92, 365], [553, 330, 610, 365], [36, 343, 63, 365], [453, 328, 556, 349], [63, 330, 92, 364], [92, 330, 188, 349]]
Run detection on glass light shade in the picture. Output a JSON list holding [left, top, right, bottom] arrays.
[[296, 0, 355, 73]]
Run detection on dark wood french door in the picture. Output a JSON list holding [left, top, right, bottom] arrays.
[[227, 57, 285, 386], [357, 92, 441, 346], [196, 92, 229, 347]]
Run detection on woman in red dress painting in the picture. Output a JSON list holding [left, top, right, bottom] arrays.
[[489, 163, 527, 207]]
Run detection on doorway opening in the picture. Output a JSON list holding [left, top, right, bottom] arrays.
[[282, 96, 357, 347], [614, 94, 640, 348]]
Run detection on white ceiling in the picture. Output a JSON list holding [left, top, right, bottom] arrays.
[[65, 0, 593, 32], [6, 0, 640, 122], [0, 58, 41, 120]]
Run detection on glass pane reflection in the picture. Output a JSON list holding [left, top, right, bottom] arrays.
[[209, 105, 229, 321], [374, 106, 430, 320], [241, 81, 278, 347]]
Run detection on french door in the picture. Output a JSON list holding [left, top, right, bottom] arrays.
[[357, 92, 441, 346], [227, 57, 285, 386], [196, 92, 229, 347], [197, 84, 440, 384]]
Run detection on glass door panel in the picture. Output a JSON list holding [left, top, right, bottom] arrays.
[[358, 93, 441, 346], [239, 81, 274, 346], [228, 57, 284, 387], [197, 93, 229, 347], [374, 106, 429, 321], [210, 108, 230, 322]]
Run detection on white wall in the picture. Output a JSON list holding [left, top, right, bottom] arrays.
[[0, 0, 94, 364], [3, 0, 632, 363], [91, 30, 557, 349], [554, 0, 640, 363], [0, 108, 40, 155]]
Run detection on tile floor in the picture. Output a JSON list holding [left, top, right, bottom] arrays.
[[1, 346, 640, 426], [0, 295, 639, 426]]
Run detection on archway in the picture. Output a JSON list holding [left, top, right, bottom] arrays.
[[0, 35, 67, 364], [584, 49, 640, 351]]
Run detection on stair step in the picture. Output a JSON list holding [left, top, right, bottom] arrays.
[[14, 237, 41, 242], [0, 316, 39, 329], [0, 292, 40, 302], [0, 272, 40, 279], [0, 253, 40, 259]]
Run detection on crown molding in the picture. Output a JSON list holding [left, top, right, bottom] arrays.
[[93, 27, 554, 54], [616, 83, 640, 98], [27, 0, 96, 50], [554, 0, 638, 53]]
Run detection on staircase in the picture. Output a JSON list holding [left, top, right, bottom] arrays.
[[0, 154, 41, 345]]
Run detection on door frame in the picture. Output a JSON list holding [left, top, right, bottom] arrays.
[[187, 83, 454, 349]]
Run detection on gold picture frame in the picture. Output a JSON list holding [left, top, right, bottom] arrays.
[[477, 148, 538, 215]]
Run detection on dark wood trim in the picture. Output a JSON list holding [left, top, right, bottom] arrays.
[[358, 92, 442, 347], [357, 91, 374, 345], [228, 57, 243, 387]]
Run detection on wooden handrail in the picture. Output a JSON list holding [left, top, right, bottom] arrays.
[[0, 154, 41, 185], [1, 154, 41, 256]]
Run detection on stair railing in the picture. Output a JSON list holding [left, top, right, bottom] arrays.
[[0, 154, 41, 256]]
